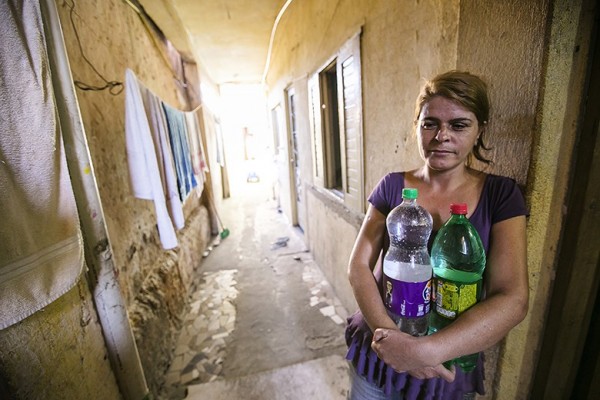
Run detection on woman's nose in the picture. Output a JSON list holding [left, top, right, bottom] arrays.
[[435, 125, 450, 142]]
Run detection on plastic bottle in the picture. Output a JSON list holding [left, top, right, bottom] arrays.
[[382, 188, 433, 337], [428, 203, 486, 372]]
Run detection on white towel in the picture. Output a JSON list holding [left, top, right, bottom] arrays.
[[0, 0, 83, 329], [125, 69, 178, 249]]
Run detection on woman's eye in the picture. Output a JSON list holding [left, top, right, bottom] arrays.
[[421, 122, 437, 130], [452, 124, 467, 130]]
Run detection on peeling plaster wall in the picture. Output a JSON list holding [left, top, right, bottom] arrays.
[[265, 0, 594, 398], [51, 0, 213, 394], [0, 279, 121, 400], [54, 0, 195, 304], [1, 1, 213, 398]]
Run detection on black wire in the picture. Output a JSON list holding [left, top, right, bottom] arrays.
[[66, 0, 123, 95]]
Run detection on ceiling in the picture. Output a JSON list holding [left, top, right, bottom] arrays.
[[140, 0, 288, 85]]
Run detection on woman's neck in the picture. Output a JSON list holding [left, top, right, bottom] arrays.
[[412, 164, 474, 192], [406, 164, 486, 228]]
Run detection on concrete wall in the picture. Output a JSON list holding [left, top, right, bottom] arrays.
[[453, 1, 549, 397], [513, 0, 596, 398], [1, 0, 215, 398], [265, 0, 595, 397], [305, 187, 364, 311], [266, 0, 460, 313], [456, 0, 548, 184]]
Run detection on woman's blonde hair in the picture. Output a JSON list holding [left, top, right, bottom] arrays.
[[415, 70, 492, 164]]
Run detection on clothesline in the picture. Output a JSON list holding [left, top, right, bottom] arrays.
[[125, 68, 209, 249]]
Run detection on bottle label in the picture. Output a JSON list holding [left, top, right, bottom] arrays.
[[433, 277, 480, 320], [383, 276, 431, 317]]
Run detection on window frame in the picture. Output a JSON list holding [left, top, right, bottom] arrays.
[[308, 31, 364, 212]]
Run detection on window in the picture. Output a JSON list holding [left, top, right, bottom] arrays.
[[308, 32, 364, 212], [321, 62, 343, 192], [271, 105, 283, 156]]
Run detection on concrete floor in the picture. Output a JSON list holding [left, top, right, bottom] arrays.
[[160, 179, 351, 399]]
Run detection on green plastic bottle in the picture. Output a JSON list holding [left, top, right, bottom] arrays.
[[428, 203, 486, 372]]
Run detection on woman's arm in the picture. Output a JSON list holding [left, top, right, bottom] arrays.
[[347, 204, 397, 332], [372, 215, 528, 372]]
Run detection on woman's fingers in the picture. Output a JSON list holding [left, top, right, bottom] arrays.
[[434, 363, 456, 382], [372, 328, 389, 343]]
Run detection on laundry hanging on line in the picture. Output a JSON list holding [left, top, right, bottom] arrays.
[[139, 82, 185, 231], [124, 69, 208, 249], [162, 101, 198, 201]]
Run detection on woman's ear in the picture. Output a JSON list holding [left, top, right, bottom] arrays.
[[479, 120, 488, 136], [476, 124, 487, 144]]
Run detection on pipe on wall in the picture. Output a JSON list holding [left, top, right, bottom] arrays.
[[40, 0, 149, 399]]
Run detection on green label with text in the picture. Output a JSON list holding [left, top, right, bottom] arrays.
[[433, 277, 480, 320]]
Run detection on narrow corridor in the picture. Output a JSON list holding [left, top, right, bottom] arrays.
[[161, 179, 351, 399]]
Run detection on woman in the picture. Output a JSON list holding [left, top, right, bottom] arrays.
[[346, 71, 529, 399]]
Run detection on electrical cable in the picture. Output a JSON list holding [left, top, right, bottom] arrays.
[[66, 0, 123, 95]]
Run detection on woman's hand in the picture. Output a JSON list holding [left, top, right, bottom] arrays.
[[371, 216, 528, 376], [407, 366, 456, 382], [371, 328, 456, 382]]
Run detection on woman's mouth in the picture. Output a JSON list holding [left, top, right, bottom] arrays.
[[429, 149, 454, 155]]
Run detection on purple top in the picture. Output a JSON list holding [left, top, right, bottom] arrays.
[[345, 172, 528, 398]]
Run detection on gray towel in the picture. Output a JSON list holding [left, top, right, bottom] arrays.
[[0, 0, 83, 329]]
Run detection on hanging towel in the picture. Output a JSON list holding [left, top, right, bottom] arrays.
[[139, 84, 185, 230], [184, 111, 208, 196], [125, 69, 178, 249], [0, 0, 83, 329], [184, 111, 208, 176], [162, 102, 197, 201]]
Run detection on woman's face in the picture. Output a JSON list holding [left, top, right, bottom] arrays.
[[416, 95, 481, 172]]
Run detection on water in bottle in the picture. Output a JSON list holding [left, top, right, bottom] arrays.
[[383, 188, 433, 337], [429, 203, 486, 371]]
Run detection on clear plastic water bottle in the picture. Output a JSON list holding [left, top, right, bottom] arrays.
[[429, 203, 486, 372], [383, 188, 433, 337]]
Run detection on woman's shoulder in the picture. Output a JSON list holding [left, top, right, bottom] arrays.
[[481, 173, 528, 219], [483, 173, 522, 194], [385, 171, 406, 179], [485, 173, 519, 184], [369, 172, 406, 214], [378, 171, 406, 187]]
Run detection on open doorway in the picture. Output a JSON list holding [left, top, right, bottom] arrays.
[[219, 84, 271, 197], [285, 87, 305, 232]]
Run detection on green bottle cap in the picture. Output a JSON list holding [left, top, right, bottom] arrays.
[[402, 188, 418, 199]]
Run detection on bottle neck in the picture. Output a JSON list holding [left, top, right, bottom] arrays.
[[450, 213, 468, 222]]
